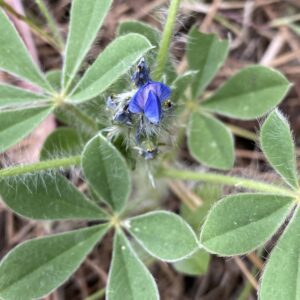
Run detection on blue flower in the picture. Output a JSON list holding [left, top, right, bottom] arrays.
[[128, 80, 171, 124], [131, 57, 150, 87]]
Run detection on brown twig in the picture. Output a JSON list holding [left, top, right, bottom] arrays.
[[247, 252, 264, 271], [234, 257, 259, 290]]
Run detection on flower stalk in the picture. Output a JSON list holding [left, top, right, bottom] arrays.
[[154, 0, 181, 80], [159, 167, 296, 197]]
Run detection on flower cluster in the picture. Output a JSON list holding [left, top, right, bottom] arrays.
[[106, 58, 173, 160]]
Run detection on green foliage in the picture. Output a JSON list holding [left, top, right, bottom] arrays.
[[117, 20, 176, 83], [260, 208, 300, 300], [0, 224, 109, 300], [118, 20, 160, 47], [180, 184, 221, 233], [0, 10, 51, 91], [63, 0, 112, 88], [127, 211, 198, 261], [0, 107, 52, 153], [82, 134, 131, 212], [46, 70, 62, 91], [187, 28, 229, 98], [107, 230, 159, 300], [188, 112, 234, 170], [261, 110, 299, 189], [0, 84, 47, 108], [69, 34, 153, 102], [0, 0, 297, 299], [40, 127, 88, 160], [173, 249, 210, 276], [171, 71, 197, 102], [0, 173, 107, 220], [202, 66, 291, 119], [200, 194, 294, 255]]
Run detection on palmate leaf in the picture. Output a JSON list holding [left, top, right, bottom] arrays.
[[0, 224, 109, 300], [0, 9, 51, 92], [82, 133, 131, 212], [260, 110, 299, 190], [187, 112, 234, 170], [200, 193, 294, 255], [0, 106, 52, 153], [202, 66, 291, 119], [0, 173, 107, 220], [63, 0, 112, 88], [126, 211, 198, 262], [69, 34, 153, 102], [107, 230, 159, 300], [187, 27, 229, 98], [259, 208, 300, 300]]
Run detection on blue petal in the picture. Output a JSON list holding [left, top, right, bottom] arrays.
[[128, 89, 144, 113], [147, 81, 171, 102], [159, 82, 171, 102], [144, 90, 162, 124]]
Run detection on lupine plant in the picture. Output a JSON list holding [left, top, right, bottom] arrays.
[[0, 0, 297, 299]]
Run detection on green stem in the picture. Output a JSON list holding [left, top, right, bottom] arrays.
[[35, 0, 64, 49], [84, 288, 105, 300], [0, 0, 62, 52], [159, 168, 296, 197], [227, 123, 258, 142], [0, 155, 81, 179], [154, 0, 180, 80]]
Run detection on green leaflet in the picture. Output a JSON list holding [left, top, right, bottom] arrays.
[[69, 34, 153, 102], [173, 249, 210, 276], [200, 193, 294, 255], [63, 0, 112, 88], [259, 208, 300, 300], [127, 211, 198, 262], [187, 112, 234, 170], [180, 183, 222, 234], [40, 127, 88, 160], [117, 20, 160, 47], [0, 173, 107, 220], [46, 69, 62, 92], [0, 9, 51, 91], [107, 230, 159, 300], [117, 21, 176, 84], [202, 65, 291, 119], [0, 106, 52, 153], [0, 224, 109, 300], [260, 110, 299, 189], [171, 71, 197, 102], [0, 84, 47, 108], [187, 27, 229, 98], [82, 133, 131, 212]]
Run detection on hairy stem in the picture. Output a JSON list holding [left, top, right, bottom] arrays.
[[0, 155, 81, 179], [35, 0, 64, 49], [226, 123, 258, 142], [154, 0, 180, 80], [159, 168, 296, 197]]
